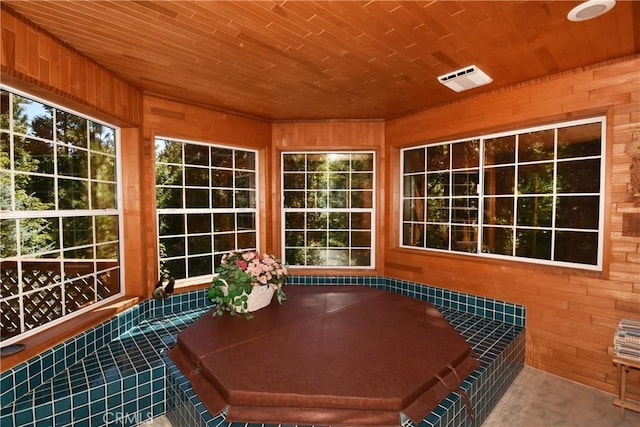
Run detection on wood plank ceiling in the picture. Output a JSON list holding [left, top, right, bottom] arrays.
[[2, 1, 639, 121]]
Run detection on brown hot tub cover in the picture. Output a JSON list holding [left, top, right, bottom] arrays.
[[169, 285, 478, 426]]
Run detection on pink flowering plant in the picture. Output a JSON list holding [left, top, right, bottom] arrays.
[[207, 250, 289, 318]]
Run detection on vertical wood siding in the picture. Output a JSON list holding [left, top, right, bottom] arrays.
[[141, 95, 272, 293], [385, 57, 640, 399], [1, 6, 142, 126], [272, 121, 386, 275]]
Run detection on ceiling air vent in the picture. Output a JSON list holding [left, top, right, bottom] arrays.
[[437, 65, 493, 93]]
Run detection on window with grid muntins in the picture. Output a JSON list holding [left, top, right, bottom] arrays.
[[401, 117, 605, 270], [282, 152, 375, 268], [0, 87, 122, 343], [155, 138, 258, 282]]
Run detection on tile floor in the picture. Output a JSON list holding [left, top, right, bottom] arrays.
[[147, 366, 640, 427]]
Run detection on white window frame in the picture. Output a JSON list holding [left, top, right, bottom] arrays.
[[281, 151, 376, 269], [154, 137, 259, 286], [400, 117, 606, 271], [0, 85, 124, 345]]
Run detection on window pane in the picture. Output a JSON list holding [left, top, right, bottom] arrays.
[[403, 199, 425, 222], [235, 150, 255, 170], [517, 196, 553, 227], [350, 191, 372, 208], [63, 216, 93, 247], [236, 231, 256, 248], [185, 167, 209, 186], [186, 188, 209, 208], [157, 164, 183, 186], [283, 173, 305, 189], [554, 231, 598, 265], [57, 146, 88, 178], [157, 187, 182, 209], [283, 190, 305, 208], [0, 90, 9, 130], [351, 212, 371, 229], [484, 197, 514, 225], [452, 198, 478, 224], [555, 196, 600, 229], [91, 182, 116, 209], [20, 217, 59, 256], [285, 212, 305, 229], [518, 129, 554, 162], [235, 171, 255, 188], [89, 122, 115, 154], [484, 135, 515, 165], [161, 237, 185, 258], [516, 228, 551, 260], [214, 234, 235, 252], [557, 122, 601, 158], [482, 226, 513, 255], [212, 189, 232, 208], [427, 173, 449, 197], [15, 137, 54, 174], [185, 144, 209, 166], [352, 173, 373, 189], [518, 163, 553, 194], [329, 231, 349, 247], [329, 191, 347, 208], [95, 216, 118, 244], [235, 190, 255, 208], [404, 175, 425, 197], [452, 225, 477, 253], [328, 154, 350, 171], [484, 166, 515, 195], [351, 249, 371, 266], [211, 168, 233, 187], [452, 140, 479, 169], [0, 219, 17, 257], [156, 139, 183, 163], [237, 213, 255, 230], [283, 153, 305, 171], [56, 110, 87, 148], [403, 223, 424, 247], [329, 212, 348, 229], [427, 145, 449, 171], [188, 235, 211, 255], [403, 148, 425, 173], [556, 159, 600, 193], [159, 214, 184, 235], [329, 173, 348, 190], [189, 256, 212, 277], [163, 258, 186, 280], [427, 198, 449, 222], [426, 224, 449, 249], [14, 96, 53, 139], [352, 153, 374, 171], [308, 154, 328, 171], [187, 214, 211, 234], [285, 230, 305, 246], [306, 190, 328, 208], [452, 172, 479, 197], [15, 174, 55, 209], [211, 147, 233, 168], [214, 213, 235, 232]]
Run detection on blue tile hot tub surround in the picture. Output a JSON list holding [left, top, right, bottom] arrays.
[[0, 277, 525, 427]]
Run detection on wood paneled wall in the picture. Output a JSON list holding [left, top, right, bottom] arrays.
[[0, 7, 146, 371], [272, 121, 386, 275], [385, 57, 640, 399], [0, 6, 142, 127], [141, 95, 272, 294]]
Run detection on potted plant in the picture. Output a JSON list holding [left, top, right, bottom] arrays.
[[207, 251, 289, 319]]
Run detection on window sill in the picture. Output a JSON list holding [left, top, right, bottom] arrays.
[[0, 295, 142, 373]]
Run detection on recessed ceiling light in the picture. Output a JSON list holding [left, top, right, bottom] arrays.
[[567, 0, 616, 22]]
